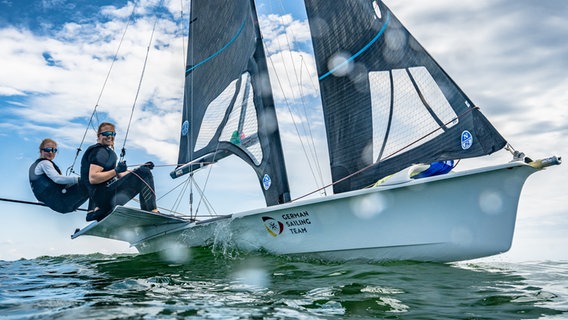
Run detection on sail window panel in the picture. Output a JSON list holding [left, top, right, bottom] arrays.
[[408, 67, 458, 128], [194, 78, 239, 151], [219, 73, 263, 165], [369, 69, 444, 161]]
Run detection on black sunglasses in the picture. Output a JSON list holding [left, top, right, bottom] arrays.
[[99, 131, 116, 137], [41, 147, 58, 153]]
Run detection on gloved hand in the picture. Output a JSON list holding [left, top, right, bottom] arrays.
[[115, 161, 127, 175], [142, 161, 155, 170]]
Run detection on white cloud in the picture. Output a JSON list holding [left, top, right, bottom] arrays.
[[0, 86, 24, 96]]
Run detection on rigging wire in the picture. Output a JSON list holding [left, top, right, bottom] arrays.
[[189, 176, 218, 218], [66, 2, 139, 175], [119, 9, 162, 161], [179, 0, 188, 70], [297, 54, 327, 195], [262, 1, 327, 196], [191, 144, 224, 217], [155, 173, 193, 218], [263, 1, 326, 195], [275, 0, 326, 195], [185, 175, 193, 217], [69, 0, 197, 218]]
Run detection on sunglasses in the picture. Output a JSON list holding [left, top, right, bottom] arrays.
[[41, 147, 58, 153], [99, 131, 116, 137]]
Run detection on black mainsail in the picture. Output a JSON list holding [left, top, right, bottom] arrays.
[[304, 0, 507, 193], [172, 0, 290, 206]]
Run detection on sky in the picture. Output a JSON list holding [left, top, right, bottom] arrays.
[[0, 0, 566, 262]]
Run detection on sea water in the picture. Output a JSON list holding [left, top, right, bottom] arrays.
[[0, 249, 566, 319]]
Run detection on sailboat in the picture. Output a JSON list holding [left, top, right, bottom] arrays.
[[72, 0, 561, 262]]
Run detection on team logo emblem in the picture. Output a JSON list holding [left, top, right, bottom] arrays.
[[262, 216, 284, 237], [262, 174, 271, 190], [461, 130, 473, 150], [181, 120, 189, 136]]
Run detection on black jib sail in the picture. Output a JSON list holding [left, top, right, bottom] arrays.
[[304, 0, 507, 193], [171, 0, 290, 206]]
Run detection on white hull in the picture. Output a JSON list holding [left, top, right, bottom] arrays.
[[73, 161, 538, 262]]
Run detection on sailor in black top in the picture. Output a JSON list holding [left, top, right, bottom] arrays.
[[29, 138, 89, 213], [80, 122, 158, 222]]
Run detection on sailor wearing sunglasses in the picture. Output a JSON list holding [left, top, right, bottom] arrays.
[[29, 138, 89, 213], [80, 122, 159, 222]]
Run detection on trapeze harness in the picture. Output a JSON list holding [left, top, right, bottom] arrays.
[[29, 159, 88, 213]]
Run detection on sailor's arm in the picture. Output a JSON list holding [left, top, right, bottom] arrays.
[[88, 163, 128, 184]]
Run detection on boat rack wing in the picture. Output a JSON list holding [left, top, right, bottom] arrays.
[[71, 206, 192, 244]]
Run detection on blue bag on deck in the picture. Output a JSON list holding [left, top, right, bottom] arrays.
[[412, 160, 454, 179]]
